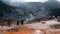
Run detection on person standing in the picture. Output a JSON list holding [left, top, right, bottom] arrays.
[[21, 20, 24, 25], [17, 17, 20, 26]]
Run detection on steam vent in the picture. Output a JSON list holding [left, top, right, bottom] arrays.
[[0, 0, 60, 34]]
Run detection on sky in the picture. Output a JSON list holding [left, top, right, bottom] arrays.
[[57, 0, 60, 2], [1, 0, 60, 6], [24, 0, 48, 2], [1, 0, 60, 4], [24, 0, 60, 2], [1, 0, 48, 3], [1, 0, 60, 2]]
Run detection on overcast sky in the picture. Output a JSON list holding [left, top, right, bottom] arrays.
[[24, 0, 48, 2], [1, 0, 60, 6], [1, 0, 48, 2], [2, 0, 60, 2]]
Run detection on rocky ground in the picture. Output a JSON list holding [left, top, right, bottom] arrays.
[[0, 19, 60, 34], [0, 25, 60, 34]]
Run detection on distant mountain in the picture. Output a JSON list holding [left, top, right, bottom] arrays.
[[0, 0, 60, 21], [43, 0, 60, 9], [14, 2, 51, 21], [50, 8, 60, 16], [0, 1, 15, 19]]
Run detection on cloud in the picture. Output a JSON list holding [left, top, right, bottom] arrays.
[[1, 0, 24, 6], [1, 0, 48, 6], [57, 0, 60, 2], [24, 0, 48, 2]]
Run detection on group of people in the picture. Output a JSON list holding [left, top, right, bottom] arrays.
[[17, 20, 24, 26], [7, 19, 24, 26]]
